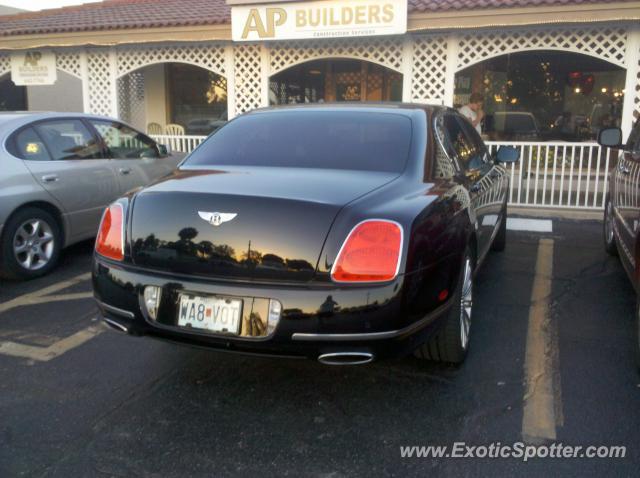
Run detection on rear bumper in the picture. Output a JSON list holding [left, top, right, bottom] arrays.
[[92, 257, 454, 361]]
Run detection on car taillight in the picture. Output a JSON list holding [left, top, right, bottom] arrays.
[[331, 220, 403, 283], [96, 203, 124, 261]]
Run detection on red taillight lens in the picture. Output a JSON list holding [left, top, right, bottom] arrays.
[[331, 220, 403, 283], [96, 204, 124, 261]]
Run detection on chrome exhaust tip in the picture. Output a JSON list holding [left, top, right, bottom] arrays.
[[317, 352, 374, 366], [102, 317, 129, 334]]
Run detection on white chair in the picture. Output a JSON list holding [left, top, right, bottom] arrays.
[[147, 122, 163, 135], [165, 123, 185, 136]]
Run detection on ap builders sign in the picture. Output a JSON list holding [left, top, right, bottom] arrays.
[[11, 50, 57, 86], [231, 0, 408, 42]]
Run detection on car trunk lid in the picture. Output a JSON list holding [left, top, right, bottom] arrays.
[[129, 167, 398, 282]]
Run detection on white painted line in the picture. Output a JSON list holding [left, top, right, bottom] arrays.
[[0, 272, 91, 314], [522, 238, 561, 443], [27, 292, 94, 305], [481, 216, 553, 233], [507, 218, 553, 233], [0, 325, 103, 362], [481, 215, 498, 227]]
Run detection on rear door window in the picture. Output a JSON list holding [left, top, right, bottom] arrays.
[[184, 111, 413, 173], [34, 119, 102, 161], [90, 120, 159, 159], [440, 114, 488, 173], [12, 127, 51, 161]]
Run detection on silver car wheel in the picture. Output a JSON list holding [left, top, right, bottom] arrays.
[[605, 200, 614, 245], [460, 257, 473, 350], [12, 219, 55, 271]]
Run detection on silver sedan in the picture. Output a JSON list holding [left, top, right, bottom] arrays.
[[0, 112, 184, 279]]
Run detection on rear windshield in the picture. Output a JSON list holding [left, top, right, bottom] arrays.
[[183, 111, 412, 173]]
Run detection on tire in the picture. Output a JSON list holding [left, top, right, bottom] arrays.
[[415, 246, 474, 365], [0, 207, 62, 280], [604, 196, 618, 256], [491, 202, 507, 252]]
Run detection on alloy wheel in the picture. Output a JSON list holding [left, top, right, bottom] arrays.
[[605, 200, 614, 245], [460, 257, 473, 350], [12, 219, 55, 271]]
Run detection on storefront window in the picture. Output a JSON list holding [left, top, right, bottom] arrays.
[[167, 64, 227, 135], [0, 76, 27, 111], [269, 59, 402, 105], [454, 51, 625, 142]]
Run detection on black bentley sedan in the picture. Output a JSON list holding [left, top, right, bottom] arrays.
[[93, 104, 519, 365], [600, 119, 640, 367]]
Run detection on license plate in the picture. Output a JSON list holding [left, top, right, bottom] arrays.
[[177, 295, 242, 335]]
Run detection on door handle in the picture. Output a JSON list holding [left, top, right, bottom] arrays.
[[118, 167, 132, 175], [42, 174, 59, 183]]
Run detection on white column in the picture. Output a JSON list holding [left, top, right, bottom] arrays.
[[79, 50, 91, 113], [260, 44, 270, 107], [443, 33, 460, 107], [621, 26, 640, 140], [401, 36, 413, 102], [108, 47, 119, 118], [225, 44, 237, 119]]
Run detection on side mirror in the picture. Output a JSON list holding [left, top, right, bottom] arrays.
[[495, 145, 520, 163], [598, 127, 623, 148], [157, 143, 171, 157]]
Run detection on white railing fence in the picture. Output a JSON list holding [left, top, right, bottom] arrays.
[[149, 135, 616, 211], [486, 141, 615, 210], [151, 134, 207, 154]]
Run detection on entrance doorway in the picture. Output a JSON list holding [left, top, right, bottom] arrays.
[[269, 59, 403, 105]]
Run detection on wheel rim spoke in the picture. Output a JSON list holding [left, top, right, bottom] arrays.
[[30, 220, 40, 238], [39, 233, 53, 245]]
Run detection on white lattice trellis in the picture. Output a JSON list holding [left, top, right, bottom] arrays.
[[269, 37, 404, 75], [55, 50, 82, 78], [457, 26, 627, 71], [411, 34, 448, 103], [0, 54, 9, 78], [234, 44, 262, 114], [117, 71, 146, 131], [634, 43, 640, 120], [116, 43, 227, 79], [87, 49, 115, 117]]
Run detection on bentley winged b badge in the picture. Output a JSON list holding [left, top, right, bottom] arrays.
[[198, 211, 237, 227]]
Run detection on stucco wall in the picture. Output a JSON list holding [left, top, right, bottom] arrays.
[[26, 70, 83, 113]]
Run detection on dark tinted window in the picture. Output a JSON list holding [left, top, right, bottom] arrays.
[[441, 114, 487, 172], [184, 111, 412, 173], [34, 119, 101, 161], [12, 127, 51, 161], [457, 116, 490, 170]]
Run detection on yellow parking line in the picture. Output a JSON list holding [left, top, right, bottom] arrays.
[[522, 238, 561, 443], [0, 272, 91, 314], [0, 325, 103, 362], [28, 292, 94, 304]]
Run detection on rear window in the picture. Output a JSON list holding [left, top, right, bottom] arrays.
[[183, 111, 413, 173]]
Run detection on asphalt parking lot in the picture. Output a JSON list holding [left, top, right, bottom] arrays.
[[0, 216, 639, 477]]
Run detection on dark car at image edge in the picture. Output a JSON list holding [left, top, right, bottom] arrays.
[[600, 120, 640, 369], [92, 104, 519, 366]]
